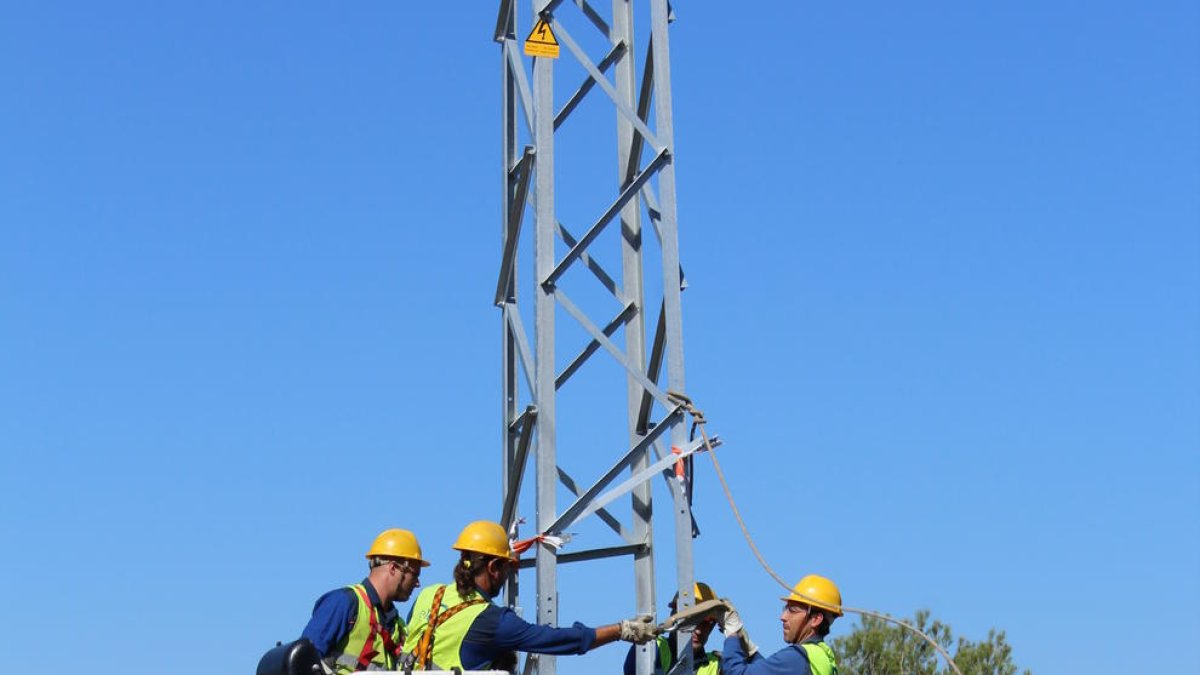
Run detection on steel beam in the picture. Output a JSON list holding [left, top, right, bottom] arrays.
[[542, 148, 670, 288], [495, 146, 535, 306], [516, 544, 646, 569], [497, 2, 698, 673], [648, 3, 695, 672], [554, 301, 637, 389], [530, 1, 560, 672], [544, 406, 681, 535], [500, 0, 522, 614], [554, 43, 625, 131], [556, 466, 631, 541]]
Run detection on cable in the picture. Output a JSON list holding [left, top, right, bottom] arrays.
[[666, 392, 963, 675]]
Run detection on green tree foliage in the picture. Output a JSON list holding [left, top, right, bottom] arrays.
[[829, 610, 1030, 675]]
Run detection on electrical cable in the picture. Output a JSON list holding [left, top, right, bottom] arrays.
[[666, 391, 964, 675]]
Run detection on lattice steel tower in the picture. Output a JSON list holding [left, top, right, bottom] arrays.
[[495, 2, 710, 674]]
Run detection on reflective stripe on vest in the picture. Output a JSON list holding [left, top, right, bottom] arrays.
[[800, 641, 838, 675], [326, 585, 404, 675], [401, 583, 491, 671]]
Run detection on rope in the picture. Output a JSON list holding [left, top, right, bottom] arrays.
[[666, 391, 963, 675]]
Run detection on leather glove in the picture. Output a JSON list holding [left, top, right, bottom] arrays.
[[742, 632, 760, 658], [619, 615, 661, 644], [720, 600, 758, 657], [722, 604, 744, 638]]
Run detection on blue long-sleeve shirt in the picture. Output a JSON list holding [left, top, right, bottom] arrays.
[[300, 579, 400, 657], [721, 635, 817, 675], [456, 603, 597, 670]]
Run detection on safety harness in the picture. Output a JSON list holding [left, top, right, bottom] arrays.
[[349, 585, 403, 670], [411, 585, 487, 669]]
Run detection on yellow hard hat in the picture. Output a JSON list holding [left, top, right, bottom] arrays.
[[365, 529, 431, 567], [453, 520, 516, 560], [669, 582, 717, 608], [780, 574, 843, 616]]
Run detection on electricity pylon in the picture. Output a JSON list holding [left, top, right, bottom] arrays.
[[494, 2, 709, 674]]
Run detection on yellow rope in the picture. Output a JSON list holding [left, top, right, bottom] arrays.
[[667, 392, 963, 675]]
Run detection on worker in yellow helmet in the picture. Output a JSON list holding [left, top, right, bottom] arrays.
[[401, 520, 661, 671], [624, 582, 724, 675], [300, 529, 430, 674], [719, 575, 842, 675]]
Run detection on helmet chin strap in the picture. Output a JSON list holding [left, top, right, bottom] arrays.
[[788, 609, 815, 644]]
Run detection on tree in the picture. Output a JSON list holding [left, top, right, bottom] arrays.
[[829, 609, 1031, 675]]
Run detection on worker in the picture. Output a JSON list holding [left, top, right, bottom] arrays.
[[623, 582, 723, 675], [719, 575, 842, 675], [401, 520, 661, 671], [300, 529, 430, 674]]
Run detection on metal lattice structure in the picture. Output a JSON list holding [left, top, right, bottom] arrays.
[[494, 2, 714, 674]]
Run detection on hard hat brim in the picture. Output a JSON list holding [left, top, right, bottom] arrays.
[[780, 594, 844, 617], [365, 553, 433, 568], [453, 543, 518, 561]]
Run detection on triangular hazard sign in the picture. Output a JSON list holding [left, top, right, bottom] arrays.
[[524, 18, 560, 58]]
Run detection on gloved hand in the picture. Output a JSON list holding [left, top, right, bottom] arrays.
[[742, 632, 759, 658], [721, 602, 744, 638], [720, 599, 758, 657], [619, 615, 661, 644]]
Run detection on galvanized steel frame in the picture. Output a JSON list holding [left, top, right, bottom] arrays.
[[495, 2, 702, 674]]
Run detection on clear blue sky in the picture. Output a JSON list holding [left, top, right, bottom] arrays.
[[1, 2, 1196, 674]]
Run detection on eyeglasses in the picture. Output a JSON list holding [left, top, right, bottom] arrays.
[[783, 604, 811, 615], [391, 561, 420, 576]]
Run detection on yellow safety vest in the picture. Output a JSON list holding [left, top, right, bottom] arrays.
[[402, 583, 490, 670], [325, 584, 404, 675], [800, 641, 838, 675], [653, 637, 721, 675]]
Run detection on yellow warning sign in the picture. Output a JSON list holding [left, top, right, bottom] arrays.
[[524, 19, 560, 58]]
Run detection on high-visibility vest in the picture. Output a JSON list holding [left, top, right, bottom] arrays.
[[800, 641, 838, 675], [402, 583, 490, 671], [694, 650, 722, 675], [325, 584, 404, 674], [651, 637, 722, 675]]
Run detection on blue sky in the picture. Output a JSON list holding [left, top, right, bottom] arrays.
[[1, 2, 1196, 674]]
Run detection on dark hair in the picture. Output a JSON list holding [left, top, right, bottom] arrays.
[[453, 552, 491, 598], [814, 611, 835, 638]]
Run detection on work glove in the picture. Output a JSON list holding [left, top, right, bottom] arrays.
[[720, 600, 759, 658], [721, 602, 743, 638], [741, 632, 760, 658], [619, 615, 661, 644]]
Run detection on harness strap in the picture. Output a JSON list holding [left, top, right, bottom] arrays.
[[413, 586, 447, 669], [381, 616, 402, 661], [413, 586, 487, 669], [349, 585, 401, 670]]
